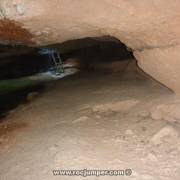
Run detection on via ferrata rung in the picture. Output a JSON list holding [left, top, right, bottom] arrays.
[[39, 48, 64, 75]]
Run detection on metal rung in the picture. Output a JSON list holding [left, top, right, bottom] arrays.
[[39, 48, 64, 75]]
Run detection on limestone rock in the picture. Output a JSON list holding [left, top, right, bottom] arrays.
[[92, 100, 139, 113], [1, 1, 180, 92], [150, 126, 179, 146]]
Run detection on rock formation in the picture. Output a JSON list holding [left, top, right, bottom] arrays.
[[1, 0, 180, 92]]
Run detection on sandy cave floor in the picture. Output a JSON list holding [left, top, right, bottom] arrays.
[[0, 67, 180, 180]]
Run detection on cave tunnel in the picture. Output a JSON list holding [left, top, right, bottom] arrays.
[[1, 0, 180, 179], [0, 36, 177, 180], [0, 36, 135, 117]]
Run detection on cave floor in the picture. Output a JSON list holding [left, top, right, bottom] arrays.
[[0, 67, 180, 180]]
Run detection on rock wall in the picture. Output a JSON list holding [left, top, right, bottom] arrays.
[[1, 0, 180, 92]]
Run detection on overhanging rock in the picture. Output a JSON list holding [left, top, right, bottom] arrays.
[[1, 0, 180, 92]]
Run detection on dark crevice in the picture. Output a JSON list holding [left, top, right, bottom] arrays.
[[0, 36, 134, 119]]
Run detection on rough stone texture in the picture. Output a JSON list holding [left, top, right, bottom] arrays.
[[1, 0, 180, 92], [150, 126, 179, 146], [134, 46, 180, 93], [0, 19, 34, 44]]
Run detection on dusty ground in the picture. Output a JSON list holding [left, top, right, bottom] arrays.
[[0, 62, 180, 180]]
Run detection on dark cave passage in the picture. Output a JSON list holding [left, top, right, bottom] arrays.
[[1, 2, 180, 179], [0, 36, 135, 118]]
